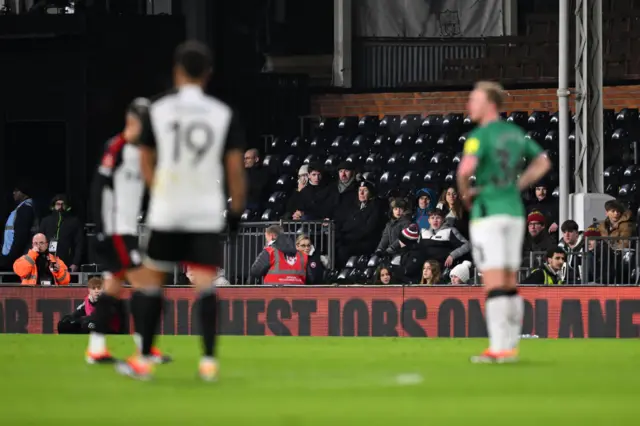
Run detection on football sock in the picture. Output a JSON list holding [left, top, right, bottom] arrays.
[[485, 289, 511, 353], [508, 290, 524, 350], [130, 290, 144, 352], [88, 294, 118, 354], [139, 287, 164, 358], [198, 287, 218, 358]]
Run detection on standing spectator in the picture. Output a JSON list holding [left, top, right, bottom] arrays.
[[373, 265, 392, 285], [39, 194, 84, 272], [295, 234, 326, 284], [320, 161, 358, 220], [598, 199, 636, 249], [419, 260, 442, 285], [376, 198, 411, 255], [13, 233, 70, 285], [522, 210, 555, 267], [1, 182, 38, 271], [333, 181, 383, 268], [558, 220, 584, 284], [522, 248, 566, 285], [413, 187, 437, 230], [420, 209, 471, 268], [583, 225, 616, 284], [250, 225, 313, 284], [449, 260, 473, 285], [436, 186, 470, 239], [244, 148, 268, 211], [287, 164, 325, 220], [390, 224, 426, 284], [527, 182, 559, 234]]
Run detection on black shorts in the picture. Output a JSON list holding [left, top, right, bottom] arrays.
[[95, 235, 142, 277], [145, 230, 223, 272]]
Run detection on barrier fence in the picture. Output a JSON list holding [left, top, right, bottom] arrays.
[[1, 286, 639, 338]]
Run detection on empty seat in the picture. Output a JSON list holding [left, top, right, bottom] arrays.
[[421, 114, 443, 134], [274, 174, 295, 193], [358, 115, 380, 135], [318, 117, 340, 135], [507, 111, 528, 128], [400, 114, 422, 135], [330, 136, 349, 155], [281, 155, 300, 174], [528, 111, 550, 130], [309, 136, 329, 155], [351, 135, 373, 153], [365, 153, 384, 171], [386, 152, 409, 171], [408, 151, 429, 171], [393, 134, 415, 152], [289, 137, 308, 154], [262, 154, 280, 175], [338, 116, 359, 135], [443, 113, 463, 130], [379, 115, 401, 135], [270, 137, 291, 154]]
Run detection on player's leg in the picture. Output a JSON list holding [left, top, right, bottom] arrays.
[[86, 273, 122, 363], [504, 217, 526, 353], [469, 216, 515, 363]]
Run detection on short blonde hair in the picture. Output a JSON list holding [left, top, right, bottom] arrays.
[[87, 277, 103, 289], [474, 81, 505, 109]]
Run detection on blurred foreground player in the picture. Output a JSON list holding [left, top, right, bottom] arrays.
[[457, 81, 551, 363], [116, 40, 247, 381], [86, 99, 170, 365]]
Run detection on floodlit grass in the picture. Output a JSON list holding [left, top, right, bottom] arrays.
[[0, 335, 637, 425]]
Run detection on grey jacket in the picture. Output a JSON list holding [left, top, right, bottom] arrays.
[[377, 215, 412, 254]]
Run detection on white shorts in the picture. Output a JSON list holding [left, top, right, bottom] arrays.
[[469, 215, 525, 271]]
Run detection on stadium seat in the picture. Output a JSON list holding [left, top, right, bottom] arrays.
[[351, 135, 373, 153], [241, 208, 260, 222], [423, 169, 447, 185], [444, 170, 457, 184], [318, 117, 340, 135], [270, 137, 291, 155], [262, 154, 280, 175], [507, 111, 528, 128], [401, 171, 422, 189], [365, 153, 384, 171], [289, 137, 308, 155], [361, 171, 378, 183], [372, 135, 393, 154], [443, 113, 464, 130], [346, 153, 365, 169], [275, 174, 295, 193], [623, 164, 640, 183], [408, 151, 429, 171], [616, 108, 639, 126], [400, 114, 422, 135], [362, 267, 376, 282], [367, 254, 382, 269], [421, 114, 443, 133], [393, 134, 415, 152], [387, 152, 409, 171], [310, 136, 329, 155], [324, 155, 342, 171], [261, 207, 283, 221], [281, 154, 301, 175], [379, 115, 401, 135], [379, 171, 400, 194], [267, 191, 288, 208], [430, 152, 451, 169], [302, 154, 318, 165], [338, 116, 359, 135], [528, 111, 550, 130], [330, 136, 349, 155], [358, 115, 380, 135]]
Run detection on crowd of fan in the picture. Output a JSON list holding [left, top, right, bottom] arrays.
[[246, 149, 639, 285]]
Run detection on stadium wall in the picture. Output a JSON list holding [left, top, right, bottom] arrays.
[[1, 286, 639, 338], [310, 85, 640, 117]]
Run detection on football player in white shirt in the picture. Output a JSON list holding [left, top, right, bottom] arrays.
[[115, 41, 247, 382]]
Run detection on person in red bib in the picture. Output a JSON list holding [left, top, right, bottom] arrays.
[[250, 225, 313, 284]]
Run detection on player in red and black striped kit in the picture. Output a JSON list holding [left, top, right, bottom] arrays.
[[85, 98, 170, 365]]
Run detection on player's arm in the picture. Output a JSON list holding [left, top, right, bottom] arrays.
[[517, 139, 552, 192], [457, 136, 480, 207], [136, 108, 157, 187], [224, 111, 248, 216]]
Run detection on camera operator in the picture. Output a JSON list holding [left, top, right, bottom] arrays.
[[13, 233, 70, 285]]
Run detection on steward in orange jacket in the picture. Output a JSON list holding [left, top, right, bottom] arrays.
[[13, 233, 70, 285]]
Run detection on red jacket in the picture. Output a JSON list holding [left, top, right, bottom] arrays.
[[263, 247, 308, 285]]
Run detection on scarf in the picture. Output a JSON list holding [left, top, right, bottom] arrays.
[[338, 177, 354, 194]]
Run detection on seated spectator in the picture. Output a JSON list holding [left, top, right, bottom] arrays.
[[39, 194, 84, 272], [522, 248, 566, 285], [376, 198, 411, 255], [583, 225, 616, 284], [287, 164, 326, 220], [522, 210, 555, 267], [295, 234, 326, 284], [420, 209, 470, 269], [14, 233, 70, 285], [390, 224, 425, 284], [598, 199, 636, 250], [413, 187, 437, 230], [527, 182, 559, 234], [449, 260, 473, 285], [244, 148, 268, 211], [57, 277, 126, 334], [333, 181, 383, 268], [320, 161, 358, 220], [419, 260, 442, 285], [250, 225, 313, 285], [558, 220, 584, 283], [373, 265, 392, 285], [436, 186, 470, 239]]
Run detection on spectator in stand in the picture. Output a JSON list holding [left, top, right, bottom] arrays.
[[598, 199, 636, 249], [244, 148, 268, 211], [375, 198, 411, 256], [295, 234, 326, 284], [583, 225, 616, 284], [39, 194, 84, 272], [250, 225, 313, 285], [527, 182, 559, 235], [419, 260, 442, 285], [449, 260, 473, 285], [522, 248, 566, 285], [287, 164, 325, 220], [1, 182, 38, 271], [320, 161, 358, 220], [333, 181, 383, 268], [436, 186, 470, 239], [558, 219, 584, 283], [522, 210, 555, 267], [413, 187, 437, 230], [57, 277, 127, 334], [420, 209, 471, 269], [390, 224, 425, 284], [373, 265, 392, 285], [13, 233, 70, 285]]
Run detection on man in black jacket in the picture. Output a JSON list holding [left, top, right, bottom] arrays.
[[319, 161, 358, 220], [39, 194, 84, 272], [391, 224, 425, 284], [1, 182, 38, 271], [244, 148, 268, 211], [522, 210, 555, 268]]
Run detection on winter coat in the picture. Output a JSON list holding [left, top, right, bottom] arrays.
[[413, 188, 437, 230], [39, 210, 84, 267], [597, 210, 637, 249], [376, 214, 412, 254]]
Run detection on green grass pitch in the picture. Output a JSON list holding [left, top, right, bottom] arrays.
[[1, 335, 638, 425]]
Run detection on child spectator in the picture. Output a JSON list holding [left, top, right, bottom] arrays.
[[419, 260, 442, 285], [373, 265, 392, 285], [598, 199, 636, 249], [449, 260, 473, 285], [413, 187, 437, 230], [376, 198, 411, 255]]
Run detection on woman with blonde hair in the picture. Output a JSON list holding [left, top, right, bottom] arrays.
[[420, 260, 442, 285], [295, 234, 326, 284]]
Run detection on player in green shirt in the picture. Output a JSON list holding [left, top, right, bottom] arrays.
[[457, 81, 551, 363]]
